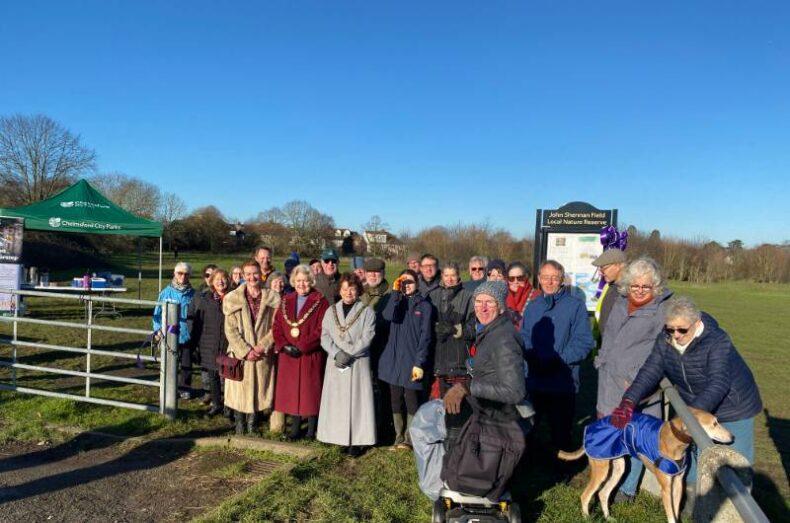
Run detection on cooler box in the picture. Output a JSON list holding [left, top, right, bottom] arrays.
[[90, 278, 107, 289], [72, 278, 84, 288]]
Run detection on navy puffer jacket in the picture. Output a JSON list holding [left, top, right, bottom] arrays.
[[378, 291, 434, 390], [623, 313, 762, 422]]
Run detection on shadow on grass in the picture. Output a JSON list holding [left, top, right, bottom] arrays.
[[0, 433, 194, 505], [763, 408, 789, 488]]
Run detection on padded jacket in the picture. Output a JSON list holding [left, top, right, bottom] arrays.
[[520, 287, 595, 394], [469, 313, 527, 419], [623, 313, 762, 422], [378, 291, 434, 390]]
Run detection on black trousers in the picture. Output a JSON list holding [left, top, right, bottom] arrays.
[[529, 390, 575, 452], [178, 346, 193, 389], [389, 384, 420, 416], [205, 369, 222, 407]]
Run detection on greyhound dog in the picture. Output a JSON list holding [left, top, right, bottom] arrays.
[[558, 409, 733, 522]]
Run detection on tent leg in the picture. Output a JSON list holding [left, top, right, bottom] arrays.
[[137, 238, 142, 300], [158, 236, 163, 294]]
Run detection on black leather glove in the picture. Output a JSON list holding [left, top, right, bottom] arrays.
[[435, 322, 454, 340], [282, 345, 302, 357], [334, 350, 354, 367]]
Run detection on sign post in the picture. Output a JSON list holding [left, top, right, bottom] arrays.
[[0, 216, 24, 315], [533, 202, 617, 311]]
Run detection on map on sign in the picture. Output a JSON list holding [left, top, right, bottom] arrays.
[[545, 232, 603, 311]]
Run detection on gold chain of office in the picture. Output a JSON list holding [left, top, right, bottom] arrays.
[[281, 299, 323, 338], [331, 302, 367, 338]]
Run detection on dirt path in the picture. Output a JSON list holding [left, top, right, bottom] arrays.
[[0, 434, 282, 522]]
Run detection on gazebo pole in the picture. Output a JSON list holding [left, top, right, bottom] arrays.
[[137, 238, 142, 300], [158, 236, 163, 294]]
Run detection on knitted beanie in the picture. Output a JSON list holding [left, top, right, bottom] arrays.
[[474, 280, 508, 311]]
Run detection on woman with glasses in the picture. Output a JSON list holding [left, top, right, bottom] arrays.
[[593, 257, 673, 501], [378, 269, 434, 449], [188, 269, 230, 417], [505, 262, 540, 329], [229, 266, 244, 290], [153, 262, 196, 399], [611, 296, 762, 501]]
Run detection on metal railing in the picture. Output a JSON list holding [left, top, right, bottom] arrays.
[[660, 378, 769, 523], [0, 288, 179, 421]]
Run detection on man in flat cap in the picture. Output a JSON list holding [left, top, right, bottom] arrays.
[[360, 257, 394, 442], [591, 249, 627, 339]]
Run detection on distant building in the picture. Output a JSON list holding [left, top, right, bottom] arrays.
[[364, 229, 405, 259]]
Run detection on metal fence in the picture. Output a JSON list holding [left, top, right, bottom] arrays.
[[660, 378, 769, 523], [0, 288, 179, 420]]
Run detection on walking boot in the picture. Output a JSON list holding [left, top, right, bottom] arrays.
[[400, 414, 415, 449], [247, 412, 257, 434], [234, 411, 245, 436], [287, 415, 303, 441], [390, 413, 405, 449], [305, 416, 318, 440]]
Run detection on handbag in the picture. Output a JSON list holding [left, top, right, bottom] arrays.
[[215, 353, 244, 381], [441, 411, 526, 501]]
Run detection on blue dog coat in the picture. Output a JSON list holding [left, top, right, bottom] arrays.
[[584, 413, 687, 476]]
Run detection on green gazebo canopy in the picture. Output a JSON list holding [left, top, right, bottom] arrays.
[[0, 179, 162, 237]]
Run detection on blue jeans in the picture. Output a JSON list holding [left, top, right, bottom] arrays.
[[686, 416, 755, 483]]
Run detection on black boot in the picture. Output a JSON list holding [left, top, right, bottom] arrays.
[[234, 411, 245, 436], [247, 412, 257, 434], [287, 415, 302, 441], [305, 416, 318, 440]]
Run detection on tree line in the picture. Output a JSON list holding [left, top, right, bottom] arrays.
[[2, 113, 788, 282]]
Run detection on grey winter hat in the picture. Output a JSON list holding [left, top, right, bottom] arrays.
[[473, 280, 508, 312]]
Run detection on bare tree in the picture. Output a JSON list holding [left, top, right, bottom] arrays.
[[0, 114, 96, 205], [258, 200, 335, 255], [158, 192, 187, 250], [91, 172, 161, 218], [362, 215, 389, 232]]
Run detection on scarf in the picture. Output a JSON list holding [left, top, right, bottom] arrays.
[[170, 278, 192, 293], [670, 322, 705, 354], [627, 294, 652, 315], [507, 283, 538, 315]]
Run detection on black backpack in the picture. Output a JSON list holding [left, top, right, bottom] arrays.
[[441, 410, 526, 501]]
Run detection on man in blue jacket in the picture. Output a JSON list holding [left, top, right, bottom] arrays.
[[521, 260, 594, 453]]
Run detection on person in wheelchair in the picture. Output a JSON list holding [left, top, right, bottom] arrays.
[[441, 280, 528, 504]]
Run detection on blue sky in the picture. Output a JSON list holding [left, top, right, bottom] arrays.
[[2, 1, 788, 247]]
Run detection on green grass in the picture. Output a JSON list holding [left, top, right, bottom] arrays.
[[1, 252, 788, 521]]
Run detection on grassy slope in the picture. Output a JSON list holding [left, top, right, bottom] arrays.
[[1, 253, 787, 521]]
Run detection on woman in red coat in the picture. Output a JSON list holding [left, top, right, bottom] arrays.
[[272, 264, 330, 440]]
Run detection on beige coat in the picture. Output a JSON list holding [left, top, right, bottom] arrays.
[[223, 283, 280, 414]]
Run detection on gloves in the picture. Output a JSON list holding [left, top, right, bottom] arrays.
[[610, 399, 636, 429], [334, 350, 354, 368], [435, 322, 454, 340], [282, 345, 302, 357], [443, 383, 468, 415], [393, 275, 405, 292], [411, 366, 424, 382]]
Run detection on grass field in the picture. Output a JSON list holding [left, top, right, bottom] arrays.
[[1, 252, 788, 521]]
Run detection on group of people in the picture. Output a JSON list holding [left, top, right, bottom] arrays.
[[152, 245, 761, 501]]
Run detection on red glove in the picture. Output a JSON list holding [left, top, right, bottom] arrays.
[[610, 399, 636, 429]]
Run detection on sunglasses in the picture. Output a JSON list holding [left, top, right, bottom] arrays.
[[508, 275, 527, 282], [175, 271, 189, 276], [400, 279, 416, 285], [470, 267, 485, 272], [322, 259, 337, 264], [664, 326, 691, 335], [204, 273, 212, 278]]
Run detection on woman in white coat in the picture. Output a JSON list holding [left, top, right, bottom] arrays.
[[317, 273, 377, 456]]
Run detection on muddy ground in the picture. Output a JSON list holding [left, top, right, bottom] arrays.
[[0, 434, 282, 522]]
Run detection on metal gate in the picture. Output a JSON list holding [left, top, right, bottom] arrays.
[[0, 288, 180, 420]]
